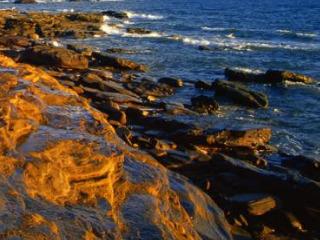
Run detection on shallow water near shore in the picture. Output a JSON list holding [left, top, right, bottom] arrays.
[[2, 0, 319, 159]]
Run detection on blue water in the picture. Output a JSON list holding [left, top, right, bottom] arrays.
[[1, 0, 320, 159]]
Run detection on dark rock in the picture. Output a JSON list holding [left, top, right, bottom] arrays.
[[265, 70, 314, 84], [282, 155, 320, 181], [20, 45, 89, 69], [191, 95, 219, 114], [126, 27, 153, 35], [225, 68, 266, 83], [194, 80, 212, 90], [213, 80, 269, 108], [125, 107, 149, 120], [198, 45, 211, 51], [125, 78, 174, 97], [101, 10, 129, 19], [14, 0, 36, 4], [158, 77, 184, 88], [160, 102, 197, 115], [106, 48, 138, 54], [91, 52, 147, 71], [66, 44, 93, 57], [229, 193, 277, 216]]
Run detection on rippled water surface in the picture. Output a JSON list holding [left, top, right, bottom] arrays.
[[1, 0, 320, 159]]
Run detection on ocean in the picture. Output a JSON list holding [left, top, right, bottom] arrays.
[[2, 0, 319, 160]]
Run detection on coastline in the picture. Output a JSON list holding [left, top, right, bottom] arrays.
[[0, 9, 319, 239]]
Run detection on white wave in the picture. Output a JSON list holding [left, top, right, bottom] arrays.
[[122, 32, 165, 38], [226, 33, 235, 39], [182, 37, 211, 46], [277, 29, 317, 38], [124, 11, 164, 20], [100, 23, 124, 35], [202, 26, 232, 32], [233, 67, 264, 74]]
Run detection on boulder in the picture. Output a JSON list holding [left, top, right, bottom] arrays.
[[158, 77, 184, 87], [265, 70, 314, 84], [225, 68, 266, 83], [126, 27, 153, 35], [14, 0, 36, 4], [101, 10, 129, 19], [194, 80, 212, 90], [229, 193, 277, 216], [125, 78, 174, 97], [21, 45, 89, 69], [191, 95, 219, 114], [92, 52, 147, 71], [213, 80, 269, 108]]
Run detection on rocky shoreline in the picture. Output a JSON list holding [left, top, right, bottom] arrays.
[[0, 9, 319, 240]]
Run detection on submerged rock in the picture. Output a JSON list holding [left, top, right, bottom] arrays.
[[0, 54, 232, 239], [213, 80, 269, 108]]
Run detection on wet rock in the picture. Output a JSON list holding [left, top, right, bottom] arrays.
[[229, 193, 277, 216], [14, 0, 36, 3], [125, 106, 149, 120], [0, 54, 233, 240], [198, 45, 211, 51], [282, 155, 320, 181], [158, 77, 184, 87], [91, 52, 147, 71], [66, 44, 93, 57], [106, 48, 138, 54], [126, 27, 153, 35], [213, 80, 269, 108], [191, 95, 219, 114], [101, 10, 129, 19], [265, 70, 314, 84], [194, 80, 212, 90], [125, 78, 174, 97], [20, 45, 89, 69], [225, 68, 266, 83], [161, 102, 197, 115]]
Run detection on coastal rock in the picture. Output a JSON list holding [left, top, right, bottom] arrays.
[[229, 193, 277, 216], [126, 27, 153, 35], [0, 54, 232, 240], [20, 45, 89, 69], [125, 78, 174, 97], [213, 80, 269, 108], [225, 68, 315, 84], [101, 10, 129, 19], [225, 68, 266, 83], [158, 77, 184, 88], [92, 52, 147, 71], [191, 95, 219, 114], [195, 80, 212, 90], [265, 70, 314, 84], [14, 0, 36, 3]]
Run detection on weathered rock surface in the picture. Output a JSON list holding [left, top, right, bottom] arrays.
[[265, 70, 314, 84], [92, 52, 147, 71], [0, 54, 233, 239], [213, 80, 269, 108], [21, 45, 89, 69]]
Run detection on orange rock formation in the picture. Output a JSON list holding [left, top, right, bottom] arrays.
[[0, 55, 232, 239]]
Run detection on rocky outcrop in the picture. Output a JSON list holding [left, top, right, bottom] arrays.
[[213, 80, 269, 108], [225, 68, 315, 84], [0, 54, 232, 239], [21, 45, 89, 69]]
